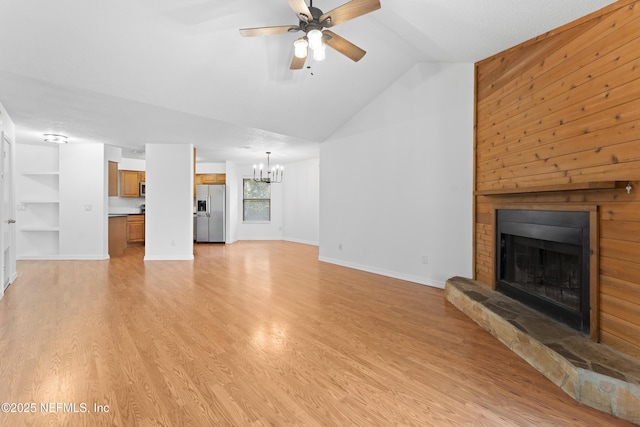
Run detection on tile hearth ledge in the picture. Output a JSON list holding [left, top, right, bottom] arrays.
[[445, 276, 640, 425]]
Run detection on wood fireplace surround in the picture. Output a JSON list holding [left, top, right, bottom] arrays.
[[473, 0, 640, 361]]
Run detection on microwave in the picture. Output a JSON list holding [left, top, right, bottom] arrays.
[[140, 181, 146, 197]]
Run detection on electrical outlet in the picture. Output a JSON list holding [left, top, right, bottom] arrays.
[[84, 204, 92, 211], [421, 255, 429, 265], [338, 243, 343, 251]]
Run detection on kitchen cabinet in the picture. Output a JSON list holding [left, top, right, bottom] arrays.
[[108, 161, 118, 197], [126, 215, 145, 245], [120, 170, 145, 198], [109, 216, 127, 256], [199, 173, 225, 184], [194, 173, 225, 197]]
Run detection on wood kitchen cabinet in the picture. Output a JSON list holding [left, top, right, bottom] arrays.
[[108, 161, 118, 197], [120, 170, 145, 198], [199, 173, 225, 184], [126, 215, 145, 245], [109, 216, 127, 256], [194, 173, 225, 197]]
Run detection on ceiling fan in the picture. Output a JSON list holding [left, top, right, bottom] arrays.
[[239, 0, 381, 70]]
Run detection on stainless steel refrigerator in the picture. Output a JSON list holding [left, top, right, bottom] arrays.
[[196, 184, 225, 243]]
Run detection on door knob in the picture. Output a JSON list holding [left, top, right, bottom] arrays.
[[7, 219, 16, 224]]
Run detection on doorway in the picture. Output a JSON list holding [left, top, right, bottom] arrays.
[[2, 132, 14, 292]]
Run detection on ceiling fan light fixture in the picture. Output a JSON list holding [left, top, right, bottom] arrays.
[[313, 43, 326, 61], [307, 29, 323, 50], [239, 0, 381, 69], [294, 38, 308, 58]]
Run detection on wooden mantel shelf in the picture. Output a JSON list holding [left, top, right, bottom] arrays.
[[474, 181, 627, 196]]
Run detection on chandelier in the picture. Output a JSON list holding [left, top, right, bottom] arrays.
[[253, 152, 283, 183]]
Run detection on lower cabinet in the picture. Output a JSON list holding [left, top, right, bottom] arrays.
[[109, 216, 127, 256], [126, 215, 145, 245]]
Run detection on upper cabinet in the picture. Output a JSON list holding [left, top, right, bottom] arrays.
[[194, 173, 226, 196], [108, 161, 118, 197], [198, 173, 225, 184], [120, 170, 145, 198]]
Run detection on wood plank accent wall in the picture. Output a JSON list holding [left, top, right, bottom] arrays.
[[474, 0, 640, 360]]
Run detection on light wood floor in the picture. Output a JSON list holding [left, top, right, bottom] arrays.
[[0, 242, 633, 426]]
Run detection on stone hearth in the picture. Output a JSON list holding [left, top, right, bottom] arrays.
[[445, 276, 640, 425]]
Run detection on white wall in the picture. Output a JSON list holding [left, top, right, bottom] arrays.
[[144, 144, 193, 260], [119, 158, 145, 171], [0, 100, 15, 139], [225, 160, 239, 244], [196, 163, 225, 174], [235, 164, 284, 241], [319, 62, 474, 288], [105, 145, 122, 163], [283, 158, 319, 246], [15, 143, 106, 261], [59, 143, 108, 259]]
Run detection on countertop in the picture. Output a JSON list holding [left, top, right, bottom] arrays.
[[109, 213, 144, 218]]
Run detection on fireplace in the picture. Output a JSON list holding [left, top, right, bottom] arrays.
[[496, 210, 590, 333]]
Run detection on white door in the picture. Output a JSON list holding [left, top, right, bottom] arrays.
[[2, 132, 14, 291]]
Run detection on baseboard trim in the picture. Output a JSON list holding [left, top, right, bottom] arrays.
[[284, 238, 319, 246], [318, 256, 444, 289], [144, 255, 195, 261], [17, 255, 109, 261]]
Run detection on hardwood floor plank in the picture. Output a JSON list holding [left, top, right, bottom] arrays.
[[0, 241, 633, 426]]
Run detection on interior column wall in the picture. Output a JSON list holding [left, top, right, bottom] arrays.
[[144, 143, 194, 260], [59, 143, 107, 259]]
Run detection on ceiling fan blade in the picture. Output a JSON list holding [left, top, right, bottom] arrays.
[[322, 30, 366, 62], [320, 0, 381, 27], [239, 25, 300, 37], [290, 54, 307, 70], [288, 0, 313, 22]]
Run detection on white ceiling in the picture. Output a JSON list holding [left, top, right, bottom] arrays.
[[0, 0, 616, 163]]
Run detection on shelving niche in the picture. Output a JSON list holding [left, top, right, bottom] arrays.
[[16, 145, 60, 258]]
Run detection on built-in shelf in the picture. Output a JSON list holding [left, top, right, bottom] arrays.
[[20, 171, 60, 175], [16, 144, 61, 259], [19, 200, 60, 204], [474, 181, 625, 196]]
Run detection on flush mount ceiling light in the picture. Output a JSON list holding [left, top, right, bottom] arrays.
[[253, 152, 283, 184], [43, 134, 68, 144], [239, 0, 380, 70]]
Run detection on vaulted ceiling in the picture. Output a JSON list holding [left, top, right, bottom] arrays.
[[0, 0, 616, 163]]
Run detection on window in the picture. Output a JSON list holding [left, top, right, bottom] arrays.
[[243, 178, 270, 222]]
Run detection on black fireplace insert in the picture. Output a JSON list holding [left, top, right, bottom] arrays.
[[496, 210, 590, 332]]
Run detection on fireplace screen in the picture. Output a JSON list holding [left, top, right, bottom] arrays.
[[501, 235, 581, 312], [496, 210, 590, 332]]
